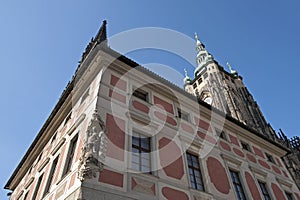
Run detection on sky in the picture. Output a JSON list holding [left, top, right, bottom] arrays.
[[1, 0, 300, 198]]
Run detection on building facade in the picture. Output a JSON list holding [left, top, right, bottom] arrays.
[[5, 21, 300, 200]]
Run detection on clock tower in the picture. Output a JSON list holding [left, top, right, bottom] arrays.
[[184, 33, 275, 138]]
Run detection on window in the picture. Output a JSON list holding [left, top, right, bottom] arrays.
[[37, 152, 43, 162], [28, 166, 33, 175], [51, 132, 57, 144], [258, 180, 272, 200], [23, 191, 29, 200], [43, 155, 60, 196], [81, 88, 90, 104], [265, 153, 275, 164], [229, 169, 246, 200], [64, 112, 72, 126], [62, 134, 78, 176], [131, 132, 151, 174], [241, 141, 251, 152], [186, 152, 204, 191], [193, 83, 197, 89], [133, 88, 148, 102], [177, 108, 189, 121], [216, 128, 227, 140], [285, 191, 294, 200], [31, 173, 44, 200], [197, 78, 203, 85]]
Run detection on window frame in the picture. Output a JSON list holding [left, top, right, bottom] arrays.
[[257, 180, 272, 200], [229, 169, 247, 200], [285, 191, 294, 200], [186, 152, 205, 191], [31, 173, 44, 200], [64, 112, 72, 126], [177, 107, 190, 122], [215, 128, 227, 141], [132, 87, 149, 102], [62, 134, 78, 177], [43, 155, 60, 197], [131, 132, 152, 174], [241, 141, 252, 152], [265, 152, 275, 164], [80, 87, 90, 104]]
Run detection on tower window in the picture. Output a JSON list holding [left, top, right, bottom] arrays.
[[258, 180, 272, 200], [131, 132, 152, 174], [265, 153, 275, 164], [229, 169, 246, 200], [193, 83, 197, 89], [51, 132, 57, 144], [203, 73, 208, 79], [197, 78, 203, 85], [241, 141, 251, 152], [186, 152, 205, 191], [133, 88, 149, 102]]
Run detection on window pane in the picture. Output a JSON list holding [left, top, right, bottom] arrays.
[[186, 152, 204, 191], [131, 133, 151, 173]]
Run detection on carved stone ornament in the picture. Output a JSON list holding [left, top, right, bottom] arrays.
[[78, 110, 108, 181]]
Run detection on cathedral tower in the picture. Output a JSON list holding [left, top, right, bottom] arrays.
[[184, 33, 274, 138]]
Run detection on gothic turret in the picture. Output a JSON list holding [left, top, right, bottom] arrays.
[[194, 33, 215, 77], [184, 33, 275, 138]]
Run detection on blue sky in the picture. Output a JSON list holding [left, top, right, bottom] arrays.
[[1, 0, 300, 198]]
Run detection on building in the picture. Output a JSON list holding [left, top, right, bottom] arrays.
[[5, 21, 300, 200]]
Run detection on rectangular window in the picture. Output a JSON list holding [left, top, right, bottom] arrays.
[[80, 88, 90, 104], [241, 141, 251, 152], [197, 78, 203, 85], [216, 128, 227, 140], [186, 152, 204, 191], [131, 132, 151, 174], [62, 134, 78, 176], [43, 155, 60, 196], [31, 173, 44, 200], [133, 88, 148, 102], [258, 180, 272, 200], [285, 191, 294, 200], [51, 132, 57, 144], [229, 169, 246, 200], [64, 112, 72, 126], [265, 153, 275, 164], [23, 191, 29, 200], [193, 83, 197, 89], [177, 108, 189, 121], [37, 152, 43, 162]]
